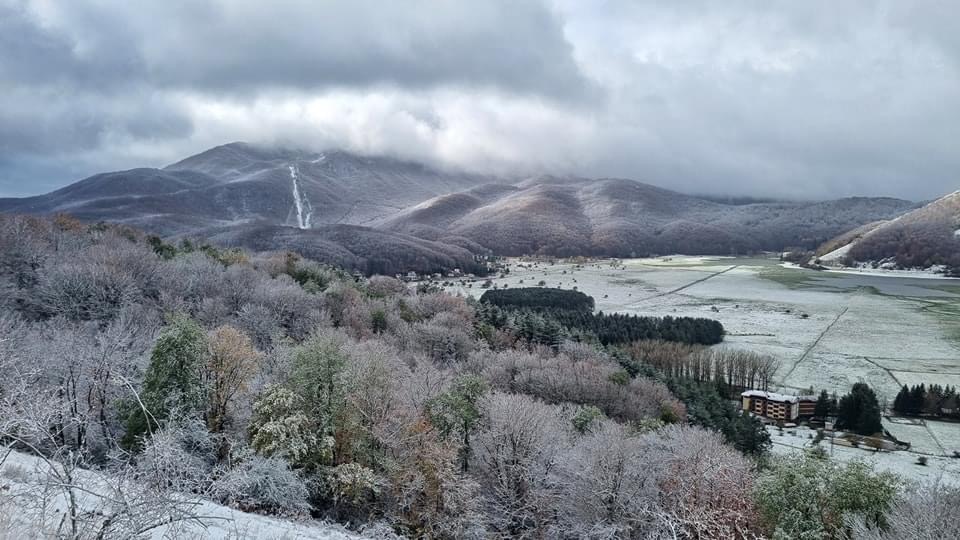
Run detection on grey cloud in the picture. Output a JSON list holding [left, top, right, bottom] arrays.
[[16, 0, 589, 99], [1, 0, 959, 200]]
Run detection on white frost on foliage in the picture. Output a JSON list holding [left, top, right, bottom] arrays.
[[0, 449, 363, 539]]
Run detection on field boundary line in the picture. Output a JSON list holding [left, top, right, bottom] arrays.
[[861, 356, 903, 386], [780, 306, 849, 384], [631, 265, 740, 303]]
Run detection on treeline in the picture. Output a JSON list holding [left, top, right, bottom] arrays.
[[553, 310, 724, 346], [477, 287, 724, 347], [480, 287, 594, 312], [626, 340, 779, 394], [893, 384, 960, 419]]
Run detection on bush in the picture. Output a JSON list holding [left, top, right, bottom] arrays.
[[212, 450, 311, 516], [754, 452, 900, 538]]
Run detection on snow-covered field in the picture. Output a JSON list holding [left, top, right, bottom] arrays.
[[768, 424, 960, 485], [0, 450, 363, 540], [443, 255, 960, 478], [449, 256, 960, 401]]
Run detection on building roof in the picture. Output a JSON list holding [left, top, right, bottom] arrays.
[[741, 390, 800, 403]]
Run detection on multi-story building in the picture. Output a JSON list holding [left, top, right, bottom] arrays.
[[741, 390, 817, 421]]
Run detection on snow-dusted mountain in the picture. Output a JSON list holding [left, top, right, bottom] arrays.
[[0, 142, 920, 270], [379, 176, 916, 256], [815, 190, 960, 275], [0, 142, 493, 235]]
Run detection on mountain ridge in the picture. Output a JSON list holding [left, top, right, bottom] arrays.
[[0, 142, 924, 272]]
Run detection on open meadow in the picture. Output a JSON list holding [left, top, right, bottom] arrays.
[[449, 255, 960, 402], [445, 255, 960, 480]]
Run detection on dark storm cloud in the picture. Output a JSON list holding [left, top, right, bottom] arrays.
[[0, 0, 590, 196], [4, 0, 587, 98], [1, 0, 958, 200]]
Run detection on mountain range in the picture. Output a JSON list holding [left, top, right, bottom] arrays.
[[0, 142, 940, 274]]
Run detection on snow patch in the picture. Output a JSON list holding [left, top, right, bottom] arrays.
[[818, 243, 852, 264], [0, 449, 363, 539], [289, 164, 314, 229]]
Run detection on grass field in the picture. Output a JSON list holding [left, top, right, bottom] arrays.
[[442, 255, 960, 479]]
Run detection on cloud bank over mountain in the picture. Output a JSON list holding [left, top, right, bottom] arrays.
[[2, 0, 958, 199]]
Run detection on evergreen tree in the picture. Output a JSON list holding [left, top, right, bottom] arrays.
[[814, 389, 836, 418], [908, 384, 926, 415], [427, 375, 489, 471], [836, 383, 882, 435], [892, 385, 909, 414], [123, 314, 209, 448]]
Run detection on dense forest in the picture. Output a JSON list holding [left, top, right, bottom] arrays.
[[846, 221, 960, 275], [0, 214, 956, 539], [479, 287, 725, 346], [480, 287, 595, 312]]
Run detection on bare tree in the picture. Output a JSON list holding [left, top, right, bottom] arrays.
[[204, 325, 260, 436], [471, 393, 566, 536], [849, 481, 960, 540]]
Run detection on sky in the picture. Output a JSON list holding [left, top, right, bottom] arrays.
[[1, 0, 958, 200]]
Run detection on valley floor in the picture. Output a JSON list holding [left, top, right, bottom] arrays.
[[445, 255, 960, 482]]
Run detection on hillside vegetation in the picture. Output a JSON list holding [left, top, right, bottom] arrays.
[[817, 191, 960, 274], [382, 177, 915, 257], [2, 214, 956, 539]]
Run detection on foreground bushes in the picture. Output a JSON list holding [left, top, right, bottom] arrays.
[[755, 452, 900, 539]]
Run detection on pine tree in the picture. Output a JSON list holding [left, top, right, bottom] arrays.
[[123, 314, 209, 448], [892, 385, 909, 414], [909, 384, 926, 415], [814, 389, 835, 418], [836, 383, 882, 436], [427, 375, 489, 471]]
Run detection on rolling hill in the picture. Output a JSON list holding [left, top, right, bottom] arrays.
[[0, 142, 923, 272], [815, 191, 960, 275], [380, 176, 916, 257]]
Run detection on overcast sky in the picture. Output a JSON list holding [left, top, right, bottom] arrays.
[[1, 0, 958, 200]]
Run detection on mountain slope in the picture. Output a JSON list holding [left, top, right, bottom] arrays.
[[0, 143, 922, 270], [380, 177, 916, 256], [200, 222, 486, 276], [0, 142, 493, 235], [817, 191, 960, 274]]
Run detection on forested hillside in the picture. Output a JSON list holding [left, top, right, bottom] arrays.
[[382, 177, 915, 256], [0, 214, 955, 539], [817, 191, 960, 274]]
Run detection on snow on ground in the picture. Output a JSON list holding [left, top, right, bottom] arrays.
[[441, 255, 960, 481], [883, 418, 944, 455], [925, 420, 960, 456], [0, 449, 364, 540], [783, 261, 956, 280], [818, 243, 852, 263], [768, 425, 960, 486], [451, 256, 960, 401]]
